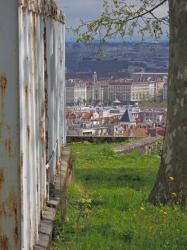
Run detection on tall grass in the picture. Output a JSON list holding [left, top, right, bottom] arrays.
[[51, 143, 187, 250]]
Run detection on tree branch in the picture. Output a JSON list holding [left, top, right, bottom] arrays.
[[126, 0, 167, 22], [75, 0, 168, 42]]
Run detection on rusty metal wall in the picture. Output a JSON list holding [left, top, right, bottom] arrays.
[[0, 0, 65, 249], [0, 1, 21, 249]]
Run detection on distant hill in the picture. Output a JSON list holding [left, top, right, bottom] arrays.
[[66, 42, 168, 78]]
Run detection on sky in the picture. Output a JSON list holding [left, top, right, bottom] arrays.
[[56, 0, 168, 41], [56, 0, 103, 26]]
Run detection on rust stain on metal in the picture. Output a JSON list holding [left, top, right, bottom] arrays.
[[0, 235, 8, 250], [0, 170, 4, 192], [4, 138, 12, 154], [57, 160, 61, 173], [44, 17, 49, 159], [0, 76, 7, 96], [0, 191, 18, 217], [19, 0, 65, 23], [27, 125, 31, 140], [33, 14, 38, 63], [8, 192, 19, 247], [0, 204, 6, 217], [9, 192, 17, 216], [20, 153, 23, 177], [25, 85, 30, 98], [14, 207, 19, 245], [40, 124, 45, 144], [20, 152, 24, 213]]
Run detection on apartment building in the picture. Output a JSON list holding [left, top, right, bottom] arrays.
[[108, 80, 155, 103], [131, 82, 153, 102], [74, 83, 87, 103], [108, 81, 132, 103], [140, 109, 167, 125], [66, 73, 104, 105], [66, 73, 167, 105], [66, 84, 74, 104]]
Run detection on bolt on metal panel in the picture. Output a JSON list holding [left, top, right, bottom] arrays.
[[0, 0, 65, 249]]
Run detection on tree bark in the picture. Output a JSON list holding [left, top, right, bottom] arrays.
[[149, 0, 187, 204]]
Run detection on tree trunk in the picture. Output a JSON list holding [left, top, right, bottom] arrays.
[[149, 0, 187, 204]]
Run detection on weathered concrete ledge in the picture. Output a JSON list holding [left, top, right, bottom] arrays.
[[67, 135, 138, 144], [113, 137, 163, 154], [34, 147, 73, 250]]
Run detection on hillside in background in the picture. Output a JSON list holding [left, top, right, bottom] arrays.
[[66, 42, 168, 79]]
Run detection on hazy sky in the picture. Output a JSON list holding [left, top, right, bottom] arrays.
[[56, 0, 103, 29], [56, 0, 168, 41]]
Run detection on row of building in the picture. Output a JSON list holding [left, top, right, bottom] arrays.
[[66, 72, 168, 105], [66, 106, 166, 137]]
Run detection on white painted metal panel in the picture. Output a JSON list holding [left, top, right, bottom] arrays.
[[0, 0, 21, 249], [0, 0, 65, 249]]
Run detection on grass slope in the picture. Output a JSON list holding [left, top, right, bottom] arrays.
[[51, 143, 187, 250]]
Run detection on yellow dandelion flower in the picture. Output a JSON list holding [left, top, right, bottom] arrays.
[[160, 210, 167, 215], [81, 198, 86, 203], [140, 206, 145, 211], [171, 192, 177, 197], [169, 176, 174, 181], [185, 198, 187, 203]]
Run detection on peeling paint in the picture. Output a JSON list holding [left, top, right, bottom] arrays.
[[40, 124, 45, 144], [4, 138, 12, 155], [0, 235, 8, 250], [19, 0, 65, 23], [25, 84, 31, 98], [20, 152, 23, 217], [0, 76, 7, 96], [27, 125, 31, 140], [0, 191, 18, 217], [0, 170, 4, 192], [14, 207, 19, 246]]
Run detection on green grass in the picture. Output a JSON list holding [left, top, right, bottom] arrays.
[[141, 101, 167, 109], [51, 143, 187, 250]]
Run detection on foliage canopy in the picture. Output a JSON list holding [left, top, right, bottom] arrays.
[[74, 0, 168, 43]]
